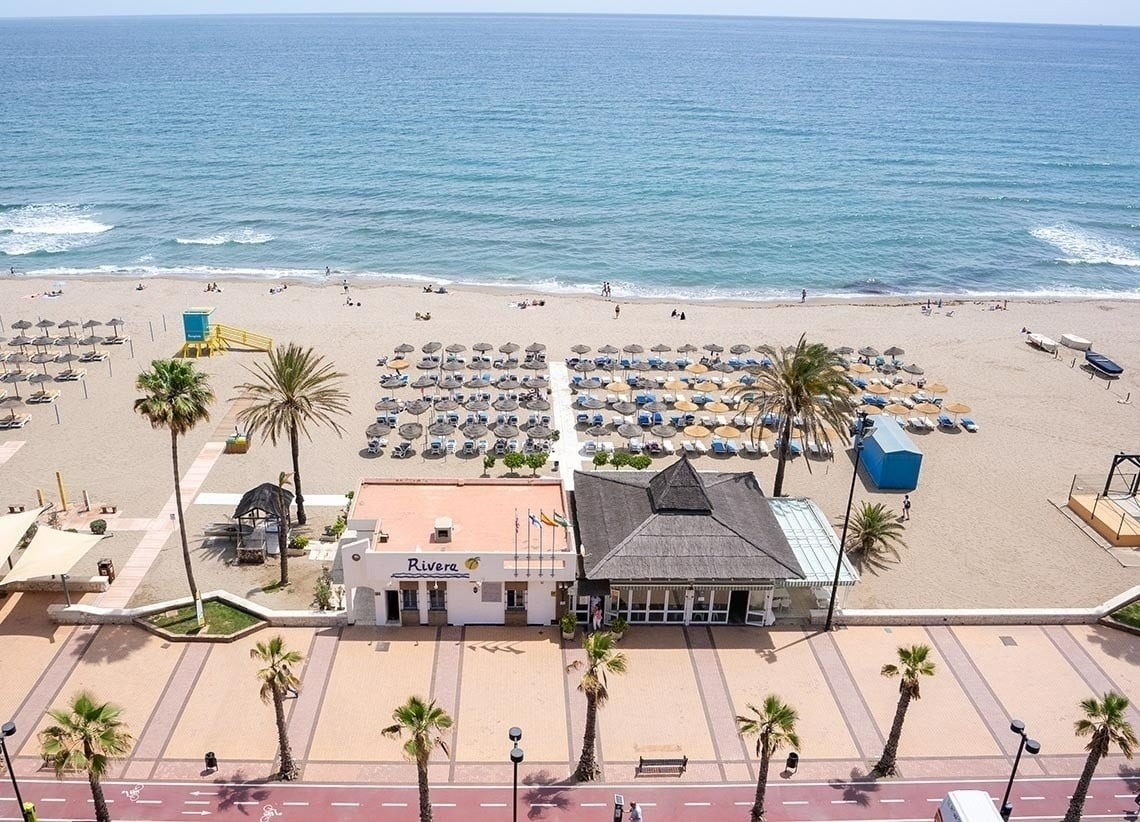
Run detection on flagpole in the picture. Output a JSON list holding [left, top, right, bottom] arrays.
[[526, 509, 532, 578], [538, 514, 544, 578], [513, 508, 518, 578]]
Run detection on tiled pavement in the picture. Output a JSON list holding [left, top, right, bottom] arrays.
[[2, 610, 1138, 787]]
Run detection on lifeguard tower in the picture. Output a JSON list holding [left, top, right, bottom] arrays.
[[179, 308, 272, 358]]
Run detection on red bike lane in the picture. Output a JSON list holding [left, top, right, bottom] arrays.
[[6, 773, 1138, 821]]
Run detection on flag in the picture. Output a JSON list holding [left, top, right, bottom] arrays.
[[514, 511, 520, 533], [540, 511, 557, 528], [529, 513, 540, 527], [552, 511, 569, 528]]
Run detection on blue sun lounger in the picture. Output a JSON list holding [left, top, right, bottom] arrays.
[[960, 417, 978, 433]]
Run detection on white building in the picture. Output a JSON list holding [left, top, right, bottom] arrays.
[[340, 477, 575, 626]]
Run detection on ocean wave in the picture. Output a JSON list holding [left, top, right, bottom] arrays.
[[1030, 224, 1140, 268], [0, 204, 113, 255], [175, 229, 274, 246]]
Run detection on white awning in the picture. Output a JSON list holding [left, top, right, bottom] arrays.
[[1, 526, 104, 584], [0, 507, 45, 569], [769, 498, 859, 588]]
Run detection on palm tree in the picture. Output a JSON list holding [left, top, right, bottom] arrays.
[[737, 695, 801, 822], [236, 343, 349, 525], [39, 691, 133, 822], [846, 501, 908, 572], [1063, 691, 1136, 822], [872, 644, 936, 776], [730, 335, 854, 497], [251, 635, 303, 781], [567, 630, 628, 781], [382, 696, 453, 822], [135, 359, 214, 621], [274, 472, 293, 586]]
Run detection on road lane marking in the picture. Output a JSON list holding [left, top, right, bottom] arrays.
[[832, 799, 858, 804], [582, 803, 607, 807], [381, 803, 408, 807], [431, 803, 456, 807], [138, 799, 163, 804], [40, 798, 66, 802], [684, 802, 712, 806], [234, 801, 259, 805], [928, 798, 944, 802], [1116, 794, 1136, 799], [783, 800, 809, 805], [330, 802, 360, 807], [881, 798, 906, 803], [282, 802, 309, 806], [1020, 796, 1045, 801], [531, 803, 555, 807], [481, 803, 507, 807], [88, 799, 116, 803]]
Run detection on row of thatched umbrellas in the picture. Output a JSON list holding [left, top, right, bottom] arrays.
[[384, 341, 549, 374], [1, 319, 124, 403]]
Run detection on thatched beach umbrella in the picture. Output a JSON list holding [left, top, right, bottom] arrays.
[[926, 382, 948, 394], [31, 335, 55, 349], [606, 381, 630, 394], [405, 399, 432, 416], [8, 335, 32, 351], [622, 343, 644, 355], [685, 362, 709, 375], [865, 383, 891, 396], [415, 359, 438, 370], [497, 376, 521, 390], [650, 343, 671, 353], [472, 342, 493, 353], [380, 376, 406, 391], [616, 422, 643, 440], [703, 343, 724, 354], [366, 422, 391, 439], [435, 398, 459, 412], [525, 397, 551, 412], [849, 363, 873, 374], [571, 344, 591, 355], [55, 335, 80, 355], [598, 344, 619, 355], [714, 425, 740, 439], [107, 318, 126, 334], [399, 422, 423, 440], [943, 401, 971, 416], [884, 346, 905, 357], [428, 421, 455, 437], [612, 401, 637, 416], [439, 375, 464, 391], [705, 401, 731, 414], [31, 352, 56, 373], [465, 398, 489, 412], [394, 343, 415, 354], [577, 396, 605, 410], [883, 403, 911, 417], [422, 341, 442, 354], [375, 398, 403, 412], [493, 397, 519, 412], [527, 425, 552, 440], [896, 383, 919, 395], [521, 360, 547, 371], [578, 377, 602, 391], [446, 343, 467, 354], [664, 379, 687, 392], [573, 360, 596, 374], [0, 370, 27, 398], [677, 343, 698, 354], [730, 344, 752, 355], [35, 319, 56, 334], [465, 376, 491, 391], [585, 425, 607, 438], [11, 320, 33, 334], [493, 423, 519, 439], [441, 360, 465, 372], [693, 380, 718, 393], [499, 342, 520, 354], [835, 345, 854, 355], [856, 404, 882, 416], [650, 423, 677, 439], [684, 424, 711, 439], [859, 346, 879, 358], [29, 372, 54, 393], [641, 401, 669, 414], [462, 422, 488, 439], [523, 376, 549, 390], [901, 363, 924, 375], [674, 399, 698, 412], [525, 342, 546, 354]]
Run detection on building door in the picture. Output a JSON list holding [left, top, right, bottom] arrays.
[[385, 590, 400, 624], [728, 590, 749, 624]]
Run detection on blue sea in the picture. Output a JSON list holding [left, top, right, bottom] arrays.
[[1, 14, 1138, 300]]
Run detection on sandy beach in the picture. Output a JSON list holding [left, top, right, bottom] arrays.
[[1, 274, 1138, 612]]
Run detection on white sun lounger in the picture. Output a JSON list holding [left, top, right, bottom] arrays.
[[693, 441, 708, 455]]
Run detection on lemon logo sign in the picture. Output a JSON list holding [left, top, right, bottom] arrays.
[[464, 557, 480, 571]]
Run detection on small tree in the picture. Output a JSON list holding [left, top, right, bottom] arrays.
[[737, 695, 801, 822], [568, 631, 628, 781], [251, 636, 303, 780], [610, 450, 632, 470], [1063, 691, 1136, 822], [382, 696, 454, 822], [313, 568, 334, 610], [503, 450, 526, 474], [525, 451, 548, 475], [872, 644, 937, 776], [40, 691, 133, 822], [630, 454, 653, 470], [482, 455, 496, 477], [592, 451, 610, 469]]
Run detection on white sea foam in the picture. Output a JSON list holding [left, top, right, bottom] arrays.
[[0, 204, 113, 255], [175, 229, 274, 246], [1030, 224, 1140, 268]]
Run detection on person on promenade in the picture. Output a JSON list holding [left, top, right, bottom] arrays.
[[903, 494, 912, 520], [629, 801, 642, 821]]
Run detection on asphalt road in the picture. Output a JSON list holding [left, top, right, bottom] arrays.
[[3, 774, 1138, 821]]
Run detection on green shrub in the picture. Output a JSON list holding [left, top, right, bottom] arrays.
[[313, 568, 335, 611], [560, 612, 577, 634], [611, 451, 632, 470], [503, 450, 526, 472], [592, 451, 610, 469], [631, 454, 653, 470], [90, 519, 108, 535], [288, 534, 310, 552], [609, 616, 629, 635], [525, 452, 548, 475], [16, 523, 36, 550]]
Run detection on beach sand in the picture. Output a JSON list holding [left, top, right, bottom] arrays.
[[1, 275, 1138, 611]]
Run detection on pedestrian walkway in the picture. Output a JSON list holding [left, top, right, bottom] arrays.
[[96, 440, 225, 608]]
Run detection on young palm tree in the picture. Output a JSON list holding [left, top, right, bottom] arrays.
[[737, 695, 801, 822], [567, 630, 629, 781], [872, 644, 937, 776], [730, 335, 854, 497], [39, 691, 133, 822], [251, 635, 303, 781], [236, 343, 349, 525], [274, 471, 293, 586], [135, 359, 214, 621], [1063, 691, 1136, 822], [382, 696, 454, 822], [846, 501, 908, 573]]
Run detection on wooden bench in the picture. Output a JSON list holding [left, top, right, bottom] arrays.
[[637, 755, 688, 776], [101, 505, 118, 514], [7, 505, 25, 514]]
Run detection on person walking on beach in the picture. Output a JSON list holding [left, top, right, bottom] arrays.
[[801, 288, 807, 303], [903, 494, 911, 520], [614, 304, 620, 319]]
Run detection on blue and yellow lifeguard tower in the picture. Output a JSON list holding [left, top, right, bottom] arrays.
[[179, 307, 272, 358]]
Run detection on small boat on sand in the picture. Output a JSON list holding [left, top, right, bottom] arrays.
[[1085, 351, 1123, 377], [1027, 333, 1058, 353]]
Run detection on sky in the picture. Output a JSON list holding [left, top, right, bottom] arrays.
[[0, 0, 1136, 25]]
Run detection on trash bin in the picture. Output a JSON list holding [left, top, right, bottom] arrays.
[[204, 751, 218, 770], [97, 558, 115, 584], [785, 752, 799, 773]]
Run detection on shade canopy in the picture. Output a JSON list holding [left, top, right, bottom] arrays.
[[0, 507, 44, 570], [2, 525, 104, 585], [233, 483, 294, 520]]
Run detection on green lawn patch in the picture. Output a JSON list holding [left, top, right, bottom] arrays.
[[146, 600, 261, 636], [1111, 601, 1140, 630]]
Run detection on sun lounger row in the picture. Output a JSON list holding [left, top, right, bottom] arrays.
[[0, 414, 31, 429]]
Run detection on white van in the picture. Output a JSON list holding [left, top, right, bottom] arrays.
[[936, 791, 1003, 822]]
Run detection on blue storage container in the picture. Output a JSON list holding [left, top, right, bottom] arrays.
[[861, 420, 922, 491]]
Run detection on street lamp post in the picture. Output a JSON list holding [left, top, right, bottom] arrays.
[[999, 719, 1041, 821], [509, 726, 523, 822], [1, 721, 32, 822], [825, 409, 868, 631]]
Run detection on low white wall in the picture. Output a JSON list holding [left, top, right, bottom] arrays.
[[47, 589, 347, 628], [5, 576, 108, 594]]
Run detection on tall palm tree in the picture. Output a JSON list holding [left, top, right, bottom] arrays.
[[274, 472, 293, 586], [251, 635, 303, 781], [39, 691, 133, 822], [737, 695, 801, 822], [1063, 691, 1136, 822], [872, 644, 936, 776], [382, 696, 453, 822], [135, 359, 214, 621], [846, 501, 908, 573], [236, 343, 349, 525], [567, 630, 628, 781], [730, 335, 854, 497]]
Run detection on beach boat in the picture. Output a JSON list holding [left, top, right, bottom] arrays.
[[1060, 333, 1092, 351], [1026, 333, 1057, 353], [1084, 351, 1124, 377]]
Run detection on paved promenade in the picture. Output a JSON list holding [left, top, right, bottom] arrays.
[[1, 595, 1138, 795]]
